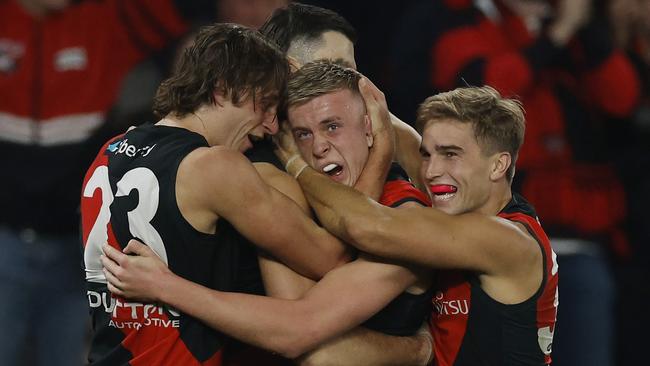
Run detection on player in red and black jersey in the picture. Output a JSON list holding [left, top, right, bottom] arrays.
[[102, 61, 436, 365], [102, 83, 558, 365], [431, 193, 557, 366], [277, 85, 559, 366], [81, 24, 348, 366], [273, 85, 558, 365]]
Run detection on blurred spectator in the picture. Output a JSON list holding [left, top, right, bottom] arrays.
[[0, 0, 211, 364], [387, 1, 640, 365], [115, 0, 289, 131], [608, 0, 650, 364]]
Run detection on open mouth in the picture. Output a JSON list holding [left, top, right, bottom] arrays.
[[322, 163, 343, 177], [429, 184, 457, 201]]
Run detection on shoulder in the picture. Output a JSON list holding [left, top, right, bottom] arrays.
[[179, 147, 261, 191], [184, 146, 250, 172]]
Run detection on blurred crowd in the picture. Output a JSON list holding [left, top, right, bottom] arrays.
[[0, 0, 647, 365]]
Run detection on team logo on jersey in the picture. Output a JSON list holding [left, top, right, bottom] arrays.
[[88, 290, 181, 330], [107, 140, 122, 152], [55, 47, 87, 71], [0, 38, 25, 74], [432, 291, 470, 316], [107, 138, 156, 158]]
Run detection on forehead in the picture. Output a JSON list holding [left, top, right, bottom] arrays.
[[311, 31, 356, 68], [288, 89, 363, 127], [422, 118, 478, 148]]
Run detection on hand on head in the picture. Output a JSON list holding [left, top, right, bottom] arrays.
[[358, 77, 395, 156], [273, 122, 309, 178]]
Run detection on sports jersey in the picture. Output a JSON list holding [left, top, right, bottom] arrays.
[[363, 164, 434, 336], [248, 139, 434, 335], [81, 125, 232, 365], [430, 193, 558, 366]]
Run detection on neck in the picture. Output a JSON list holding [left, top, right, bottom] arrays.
[[158, 108, 213, 144], [492, 183, 513, 215], [479, 182, 512, 216]]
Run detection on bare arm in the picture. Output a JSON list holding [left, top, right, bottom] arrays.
[[252, 161, 337, 299], [283, 159, 540, 285], [297, 326, 432, 366], [391, 113, 425, 192], [102, 242, 418, 358], [183, 147, 347, 280], [258, 253, 315, 299]]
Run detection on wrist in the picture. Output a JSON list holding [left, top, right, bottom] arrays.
[[157, 269, 179, 304], [285, 155, 309, 179]]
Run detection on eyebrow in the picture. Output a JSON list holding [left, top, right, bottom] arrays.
[[435, 144, 463, 153], [319, 117, 342, 126]]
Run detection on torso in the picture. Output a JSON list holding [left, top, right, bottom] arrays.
[[430, 194, 558, 366], [81, 125, 234, 365]]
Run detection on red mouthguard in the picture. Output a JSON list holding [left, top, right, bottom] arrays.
[[429, 185, 457, 194]]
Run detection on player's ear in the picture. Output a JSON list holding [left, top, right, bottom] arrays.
[[490, 152, 511, 181]]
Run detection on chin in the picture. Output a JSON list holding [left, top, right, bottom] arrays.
[[431, 202, 458, 215]]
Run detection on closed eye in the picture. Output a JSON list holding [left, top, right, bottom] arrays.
[[294, 130, 312, 141]]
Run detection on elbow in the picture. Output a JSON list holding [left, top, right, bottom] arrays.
[[265, 308, 327, 359], [273, 327, 323, 359]]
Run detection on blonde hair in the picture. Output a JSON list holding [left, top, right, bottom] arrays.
[[416, 86, 525, 182], [287, 59, 360, 108]]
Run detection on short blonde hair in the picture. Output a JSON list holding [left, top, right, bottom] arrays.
[[416, 86, 525, 182], [287, 59, 360, 108]]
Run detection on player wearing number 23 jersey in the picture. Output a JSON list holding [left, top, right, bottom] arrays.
[[81, 125, 225, 365]]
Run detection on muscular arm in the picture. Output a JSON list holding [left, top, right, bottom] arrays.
[[102, 243, 418, 359], [253, 158, 431, 364], [254, 162, 319, 299], [297, 327, 432, 366], [182, 147, 347, 280], [287, 162, 540, 289]]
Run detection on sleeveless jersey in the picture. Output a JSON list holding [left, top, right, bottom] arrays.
[[81, 125, 232, 365], [363, 164, 435, 336], [249, 138, 436, 335], [429, 193, 559, 366]]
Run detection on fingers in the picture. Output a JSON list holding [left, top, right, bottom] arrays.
[[103, 243, 127, 265], [101, 253, 126, 295], [103, 265, 125, 295], [124, 239, 154, 256], [106, 278, 125, 297], [272, 122, 300, 165], [359, 77, 387, 107]]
